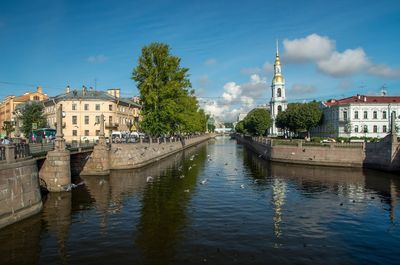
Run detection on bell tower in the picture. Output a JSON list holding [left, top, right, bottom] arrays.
[[270, 40, 287, 136]]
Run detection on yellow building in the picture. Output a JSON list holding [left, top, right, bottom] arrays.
[[0, 86, 48, 137], [43, 87, 141, 142]]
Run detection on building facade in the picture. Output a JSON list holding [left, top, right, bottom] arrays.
[[312, 94, 400, 138], [43, 87, 141, 142], [0, 86, 48, 137], [269, 42, 287, 136]]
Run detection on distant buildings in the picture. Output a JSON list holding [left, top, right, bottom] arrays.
[[312, 94, 400, 138], [0, 86, 48, 137], [43, 86, 141, 142]]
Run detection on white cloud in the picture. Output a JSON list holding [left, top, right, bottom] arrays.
[[317, 48, 370, 77], [368, 64, 400, 78], [240, 74, 268, 99], [204, 58, 217, 66], [87, 54, 108, 63], [282, 33, 400, 79], [263, 62, 274, 73], [222, 82, 241, 102], [283, 33, 335, 62], [200, 74, 267, 121], [288, 84, 317, 95]]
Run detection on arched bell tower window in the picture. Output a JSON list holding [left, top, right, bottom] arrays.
[[277, 105, 282, 113], [277, 88, 281, 97]]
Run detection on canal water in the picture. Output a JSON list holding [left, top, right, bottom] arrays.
[[1, 136, 399, 264]]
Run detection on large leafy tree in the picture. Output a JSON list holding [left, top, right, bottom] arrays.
[[243, 108, 272, 136], [275, 101, 323, 137], [20, 102, 47, 137], [132, 42, 197, 136]]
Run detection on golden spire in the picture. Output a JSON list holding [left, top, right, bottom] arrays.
[[272, 39, 284, 84], [275, 39, 281, 66]]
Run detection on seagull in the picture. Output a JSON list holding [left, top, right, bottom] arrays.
[[146, 176, 153, 183], [179, 175, 185, 179], [240, 184, 245, 189], [188, 166, 192, 170], [99, 179, 105, 185], [200, 179, 208, 185], [184, 189, 190, 193]]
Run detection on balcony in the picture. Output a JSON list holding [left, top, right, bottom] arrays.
[[105, 122, 119, 129]]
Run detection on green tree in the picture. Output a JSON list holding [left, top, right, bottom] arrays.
[[2, 121, 15, 138], [275, 101, 323, 137], [132, 42, 193, 136], [235, 120, 245, 134], [243, 108, 272, 136], [20, 102, 47, 138]]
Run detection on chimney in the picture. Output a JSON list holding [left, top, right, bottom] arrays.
[[82, 85, 87, 96], [66, 85, 71, 94], [37, 86, 43, 94], [357, 94, 361, 100], [363, 96, 367, 102]]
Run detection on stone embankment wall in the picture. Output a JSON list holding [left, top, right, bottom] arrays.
[[236, 135, 400, 171], [81, 134, 214, 174], [0, 159, 42, 229], [109, 134, 212, 170]]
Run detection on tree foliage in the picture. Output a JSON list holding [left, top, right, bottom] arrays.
[[275, 101, 323, 136], [236, 108, 272, 136], [132, 43, 206, 136], [20, 102, 47, 137], [2, 121, 15, 137], [235, 120, 245, 134]]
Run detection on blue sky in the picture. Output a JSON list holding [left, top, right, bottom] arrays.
[[1, 0, 400, 120]]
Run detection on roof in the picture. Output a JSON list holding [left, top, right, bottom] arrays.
[[44, 89, 141, 108], [324, 95, 400, 107]]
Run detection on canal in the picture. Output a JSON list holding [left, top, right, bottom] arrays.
[[1, 136, 399, 264]]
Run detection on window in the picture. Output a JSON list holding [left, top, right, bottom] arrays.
[[109, 104, 113, 111], [354, 111, 359, 119], [355, 125, 359, 133], [33, 96, 39, 100], [72, 130, 77, 136], [96, 130, 100, 136], [277, 88, 281, 97], [95, 116, 101, 124], [363, 125, 368, 133], [392, 111, 397, 118], [277, 105, 282, 113], [109, 116, 113, 124], [373, 111, 377, 119], [85, 116, 89, 125], [373, 125, 377, 133], [84, 130, 89, 136], [84, 104, 89, 111], [383, 125, 387, 133], [363, 111, 368, 119], [383, 111, 387, 119], [72, 116, 77, 125], [72, 104, 77, 111], [343, 111, 348, 121], [95, 104, 100, 111]]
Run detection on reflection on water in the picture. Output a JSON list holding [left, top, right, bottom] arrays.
[[0, 136, 399, 264]]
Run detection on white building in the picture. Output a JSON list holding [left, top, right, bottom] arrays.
[[312, 94, 400, 138], [269, 42, 287, 136]]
